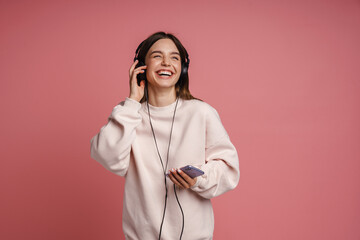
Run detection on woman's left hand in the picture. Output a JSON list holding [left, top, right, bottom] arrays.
[[168, 168, 197, 189]]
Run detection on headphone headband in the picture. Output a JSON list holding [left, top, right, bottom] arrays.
[[134, 40, 189, 65], [134, 40, 145, 62]]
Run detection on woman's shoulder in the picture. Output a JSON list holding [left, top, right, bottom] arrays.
[[182, 99, 227, 140], [181, 98, 220, 117]]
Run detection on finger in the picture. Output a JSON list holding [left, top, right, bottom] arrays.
[[177, 169, 193, 182], [130, 69, 145, 85], [129, 61, 146, 79], [177, 169, 196, 187], [171, 169, 190, 189], [129, 60, 139, 75], [136, 65, 147, 70], [132, 69, 144, 76], [131, 64, 147, 75], [168, 171, 183, 189], [130, 66, 147, 79]]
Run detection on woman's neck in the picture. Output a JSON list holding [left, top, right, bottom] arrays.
[[147, 86, 177, 107]]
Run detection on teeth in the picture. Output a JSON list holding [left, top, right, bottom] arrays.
[[158, 71, 172, 76]]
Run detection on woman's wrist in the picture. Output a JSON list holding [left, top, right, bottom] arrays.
[[129, 95, 141, 102]]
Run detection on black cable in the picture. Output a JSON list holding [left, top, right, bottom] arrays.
[[146, 89, 168, 240], [174, 184, 185, 240], [145, 89, 167, 239], [145, 86, 181, 240]]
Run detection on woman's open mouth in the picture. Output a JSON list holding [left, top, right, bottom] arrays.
[[156, 70, 173, 78]]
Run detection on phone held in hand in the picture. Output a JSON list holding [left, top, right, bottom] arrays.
[[180, 165, 204, 178]]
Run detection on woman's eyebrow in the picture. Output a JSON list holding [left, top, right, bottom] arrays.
[[150, 50, 180, 56]]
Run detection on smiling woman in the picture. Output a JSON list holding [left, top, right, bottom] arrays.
[[90, 32, 240, 240], [144, 39, 182, 101], [132, 32, 195, 105]]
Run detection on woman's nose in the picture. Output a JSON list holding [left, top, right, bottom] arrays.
[[161, 56, 170, 66]]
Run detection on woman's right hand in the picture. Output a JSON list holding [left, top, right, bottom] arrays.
[[129, 60, 147, 102]]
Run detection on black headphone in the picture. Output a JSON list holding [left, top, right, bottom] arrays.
[[133, 40, 190, 86]]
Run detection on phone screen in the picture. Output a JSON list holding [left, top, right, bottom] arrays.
[[180, 165, 204, 178]]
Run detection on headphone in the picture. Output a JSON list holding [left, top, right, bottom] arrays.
[[133, 39, 190, 86]]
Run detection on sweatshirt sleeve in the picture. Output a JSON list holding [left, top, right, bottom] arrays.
[[90, 98, 142, 176], [190, 105, 240, 199]]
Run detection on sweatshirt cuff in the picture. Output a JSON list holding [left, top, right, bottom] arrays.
[[109, 98, 142, 120], [123, 97, 142, 110], [190, 173, 205, 190]]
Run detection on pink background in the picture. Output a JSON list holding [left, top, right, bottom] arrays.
[[1, 0, 360, 239]]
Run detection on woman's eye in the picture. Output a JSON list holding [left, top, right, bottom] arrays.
[[154, 55, 161, 58], [172, 57, 179, 60]]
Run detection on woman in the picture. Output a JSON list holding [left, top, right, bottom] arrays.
[[90, 32, 240, 240]]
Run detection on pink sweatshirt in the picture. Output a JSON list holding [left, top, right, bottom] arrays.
[[90, 98, 240, 240]]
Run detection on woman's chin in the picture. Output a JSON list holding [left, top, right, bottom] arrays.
[[148, 79, 178, 90]]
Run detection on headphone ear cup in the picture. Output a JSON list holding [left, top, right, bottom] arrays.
[[182, 63, 188, 76], [135, 60, 146, 86], [180, 61, 188, 84]]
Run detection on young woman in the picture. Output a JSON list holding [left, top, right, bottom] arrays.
[[90, 32, 240, 240]]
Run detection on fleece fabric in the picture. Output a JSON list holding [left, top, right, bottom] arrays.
[[90, 97, 240, 240]]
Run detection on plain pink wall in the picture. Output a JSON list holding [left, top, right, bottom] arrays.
[[1, 0, 359, 239]]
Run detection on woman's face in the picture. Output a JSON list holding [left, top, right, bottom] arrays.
[[145, 38, 182, 90]]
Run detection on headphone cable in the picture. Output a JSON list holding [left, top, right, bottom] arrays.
[[174, 184, 184, 239], [145, 86, 182, 240]]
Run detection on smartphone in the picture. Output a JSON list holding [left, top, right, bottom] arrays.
[[180, 165, 204, 178], [135, 60, 146, 86]]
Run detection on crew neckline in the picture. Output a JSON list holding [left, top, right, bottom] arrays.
[[141, 98, 183, 115]]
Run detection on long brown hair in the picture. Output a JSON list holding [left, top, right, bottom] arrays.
[[134, 32, 198, 103]]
